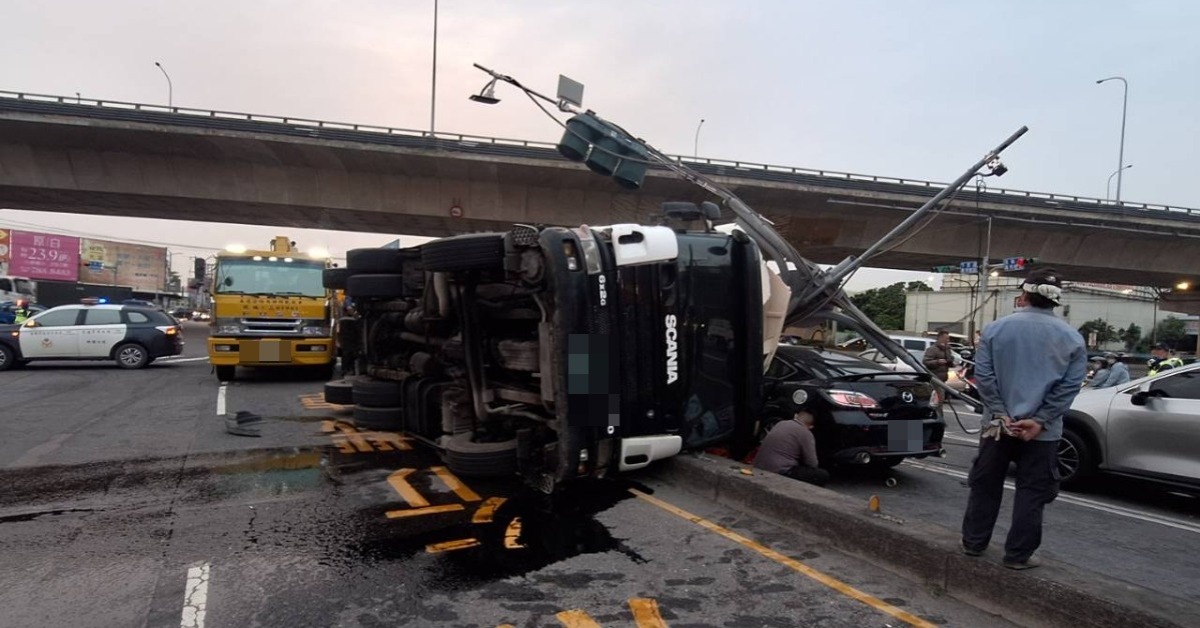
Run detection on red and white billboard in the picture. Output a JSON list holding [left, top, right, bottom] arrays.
[[9, 230, 80, 281]]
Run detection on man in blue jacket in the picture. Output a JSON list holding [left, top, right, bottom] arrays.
[[961, 269, 1087, 570]]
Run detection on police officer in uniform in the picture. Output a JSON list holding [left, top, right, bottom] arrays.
[[12, 299, 33, 324], [1148, 342, 1184, 376]]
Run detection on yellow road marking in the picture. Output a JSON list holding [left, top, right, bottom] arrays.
[[629, 489, 936, 628], [386, 469, 429, 507], [385, 504, 465, 519], [320, 420, 335, 433], [426, 538, 481, 553], [336, 421, 373, 452], [334, 438, 356, 454], [361, 431, 413, 451], [496, 625, 515, 628], [504, 517, 525, 549], [473, 497, 507, 523], [628, 598, 667, 628], [431, 466, 482, 502], [300, 393, 349, 410], [555, 609, 602, 628]]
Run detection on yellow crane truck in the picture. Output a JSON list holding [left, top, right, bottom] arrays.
[[207, 236, 336, 381]]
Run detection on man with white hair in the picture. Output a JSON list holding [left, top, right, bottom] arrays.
[[961, 268, 1087, 570]]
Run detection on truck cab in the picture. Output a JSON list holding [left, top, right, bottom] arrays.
[[339, 207, 785, 491]]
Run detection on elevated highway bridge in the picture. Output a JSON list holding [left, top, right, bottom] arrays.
[[2, 90, 1198, 311]]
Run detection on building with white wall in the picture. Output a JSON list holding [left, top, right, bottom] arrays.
[[905, 276, 1193, 351]]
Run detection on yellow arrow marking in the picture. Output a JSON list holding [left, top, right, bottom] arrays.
[[426, 538, 481, 553], [629, 598, 667, 628], [386, 469, 429, 507], [555, 609, 602, 628], [320, 420, 336, 433], [385, 504, 465, 519], [504, 517, 525, 549], [430, 466, 482, 502], [630, 489, 936, 628], [472, 497, 507, 523], [336, 421, 373, 452]]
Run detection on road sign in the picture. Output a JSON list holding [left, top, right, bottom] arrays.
[[1003, 257, 1021, 271], [959, 261, 979, 275], [88, 260, 104, 271]]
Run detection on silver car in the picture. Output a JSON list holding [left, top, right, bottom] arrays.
[[1061, 363, 1200, 490]]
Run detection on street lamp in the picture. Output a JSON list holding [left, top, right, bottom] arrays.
[[154, 61, 173, 109], [1106, 164, 1133, 202], [430, 0, 438, 135], [693, 118, 705, 158], [1096, 76, 1128, 203]]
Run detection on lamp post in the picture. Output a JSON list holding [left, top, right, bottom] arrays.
[[154, 61, 173, 109], [1106, 164, 1133, 202], [430, 0, 438, 136], [693, 118, 705, 158], [1096, 76, 1128, 203]]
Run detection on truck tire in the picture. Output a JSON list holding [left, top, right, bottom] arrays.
[[346, 274, 405, 299], [354, 405, 403, 431], [421, 233, 505, 272], [347, 248, 404, 273], [353, 377, 404, 407], [444, 432, 518, 478], [216, 365, 236, 381], [323, 268, 350, 290], [324, 379, 354, 405]]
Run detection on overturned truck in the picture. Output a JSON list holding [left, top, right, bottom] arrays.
[[325, 65, 1020, 492]]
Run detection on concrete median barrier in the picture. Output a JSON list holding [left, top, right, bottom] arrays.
[[643, 454, 1200, 628]]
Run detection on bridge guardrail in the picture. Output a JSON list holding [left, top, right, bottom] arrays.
[[3, 89, 1199, 221]]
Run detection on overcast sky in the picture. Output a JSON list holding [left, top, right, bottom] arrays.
[[2, 1, 1195, 290]]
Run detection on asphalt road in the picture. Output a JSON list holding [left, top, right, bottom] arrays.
[[1, 323, 1012, 628], [829, 401, 1200, 607]]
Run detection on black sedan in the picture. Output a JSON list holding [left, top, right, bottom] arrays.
[[762, 346, 946, 469]]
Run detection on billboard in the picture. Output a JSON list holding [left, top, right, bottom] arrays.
[[0, 229, 9, 262], [9, 231, 80, 281], [78, 238, 167, 292]]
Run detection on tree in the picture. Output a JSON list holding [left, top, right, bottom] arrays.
[[1118, 323, 1142, 352], [1078, 318, 1117, 348], [1155, 316, 1187, 349], [850, 281, 930, 331]]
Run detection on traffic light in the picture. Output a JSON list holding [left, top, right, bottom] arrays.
[[557, 113, 649, 190], [194, 257, 206, 280]]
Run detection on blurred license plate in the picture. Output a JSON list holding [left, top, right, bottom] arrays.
[[888, 420, 923, 453]]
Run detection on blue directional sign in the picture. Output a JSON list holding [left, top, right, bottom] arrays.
[[88, 260, 104, 271], [1003, 257, 1030, 272], [959, 261, 979, 274]]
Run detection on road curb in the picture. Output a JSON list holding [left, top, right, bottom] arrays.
[[643, 454, 1200, 628]]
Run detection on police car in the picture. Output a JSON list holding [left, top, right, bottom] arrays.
[[0, 300, 184, 371]]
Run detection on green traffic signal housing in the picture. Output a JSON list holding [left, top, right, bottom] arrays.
[[556, 114, 649, 190]]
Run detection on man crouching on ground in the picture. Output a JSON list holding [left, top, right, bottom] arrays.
[[961, 268, 1087, 570], [754, 409, 831, 487]]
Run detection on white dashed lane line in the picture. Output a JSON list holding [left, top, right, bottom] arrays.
[[158, 357, 211, 364], [904, 460, 1200, 535], [216, 384, 226, 416], [180, 562, 210, 628]]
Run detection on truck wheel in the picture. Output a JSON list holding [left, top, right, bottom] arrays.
[[354, 405, 403, 430], [444, 432, 518, 478], [324, 379, 354, 405], [347, 248, 404, 273], [323, 268, 350, 290], [421, 233, 505, 272], [0, 344, 14, 371], [315, 362, 337, 381], [353, 377, 404, 407], [346, 274, 405, 299], [114, 343, 149, 369], [216, 365, 236, 381]]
